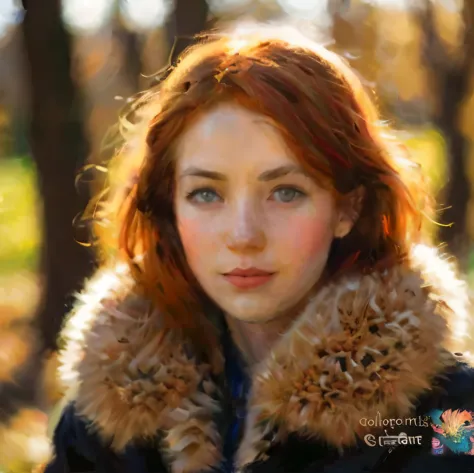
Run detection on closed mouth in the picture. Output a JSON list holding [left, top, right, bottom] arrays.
[[223, 268, 275, 277], [222, 268, 276, 289]]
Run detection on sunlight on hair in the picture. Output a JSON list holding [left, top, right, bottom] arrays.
[[227, 37, 251, 54], [62, 0, 114, 34], [120, 0, 173, 31]]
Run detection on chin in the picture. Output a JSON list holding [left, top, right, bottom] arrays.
[[218, 297, 286, 324], [231, 313, 277, 324]]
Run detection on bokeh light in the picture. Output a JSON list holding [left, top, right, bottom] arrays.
[[120, 0, 173, 31], [62, 0, 115, 34], [366, 0, 414, 8], [276, 0, 329, 19], [0, 0, 22, 38]]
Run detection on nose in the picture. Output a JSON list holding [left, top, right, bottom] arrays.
[[225, 199, 266, 252]]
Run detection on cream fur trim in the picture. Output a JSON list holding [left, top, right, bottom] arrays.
[[58, 264, 222, 473], [57, 245, 472, 472]]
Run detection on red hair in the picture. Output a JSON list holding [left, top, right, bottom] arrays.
[[90, 24, 430, 366]]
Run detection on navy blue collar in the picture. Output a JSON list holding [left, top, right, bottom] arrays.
[[220, 322, 251, 472]]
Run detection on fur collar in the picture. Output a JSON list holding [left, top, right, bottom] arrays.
[[57, 245, 472, 473]]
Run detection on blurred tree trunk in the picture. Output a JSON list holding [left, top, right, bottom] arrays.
[[165, 0, 209, 65], [22, 0, 94, 352], [416, 0, 474, 265], [112, 15, 143, 93], [120, 30, 143, 92]]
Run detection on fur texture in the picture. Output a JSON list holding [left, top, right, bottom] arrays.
[[56, 246, 472, 473]]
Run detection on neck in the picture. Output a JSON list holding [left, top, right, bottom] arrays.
[[224, 278, 328, 366], [225, 299, 308, 366]]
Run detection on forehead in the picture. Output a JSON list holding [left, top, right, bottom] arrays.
[[174, 102, 298, 172]]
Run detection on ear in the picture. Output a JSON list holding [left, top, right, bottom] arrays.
[[334, 186, 365, 239]]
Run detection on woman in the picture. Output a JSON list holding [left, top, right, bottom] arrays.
[[44, 24, 474, 473]]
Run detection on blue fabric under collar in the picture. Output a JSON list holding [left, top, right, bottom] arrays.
[[220, 326, 251, 472]]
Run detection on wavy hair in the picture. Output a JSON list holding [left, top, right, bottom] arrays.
[[88, 24, 431, 365]]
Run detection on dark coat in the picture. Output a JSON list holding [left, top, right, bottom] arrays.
[[45, 364, 474, 473], [43, 246, 474, 472]]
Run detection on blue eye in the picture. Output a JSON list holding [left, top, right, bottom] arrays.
[[272, 187, 305, 203], [186, 188, 221, 203]]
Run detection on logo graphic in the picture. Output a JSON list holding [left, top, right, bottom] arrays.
[[364, 431, 422, 449], [360, 413, 429, 451], [429, 408, 474, 455]]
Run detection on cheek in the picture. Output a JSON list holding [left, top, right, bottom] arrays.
[[176, 216, 217, 271], [276, 213, 335, 268], [177, 217, 204, 257]]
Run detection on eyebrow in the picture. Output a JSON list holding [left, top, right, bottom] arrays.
[[179, 164, 308, 181], [258, 164, 307, 181]]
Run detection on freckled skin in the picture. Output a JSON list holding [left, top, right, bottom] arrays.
[[174, 103, 345, 323]]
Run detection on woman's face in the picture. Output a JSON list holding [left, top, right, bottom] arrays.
[[174, 102, 346, 323]]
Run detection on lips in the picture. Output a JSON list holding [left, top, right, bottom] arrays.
[[222, 267, 275, 289]]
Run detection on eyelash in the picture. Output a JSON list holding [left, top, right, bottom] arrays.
[[186, 188, 222, 204], [185, 186, 307, 204], [271, 186, 306, 203]]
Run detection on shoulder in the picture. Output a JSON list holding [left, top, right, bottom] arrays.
[[45, 402, 110, 472], [391, 361, 474, 473], [51, 403, 99, 457], [47, 264, 217, 472], [411, 360, 474, 419], [46, 402, 168, 473], [433, 360, 474, 407], [45, 265, 144, 470], [427, 361, 474, 437]]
